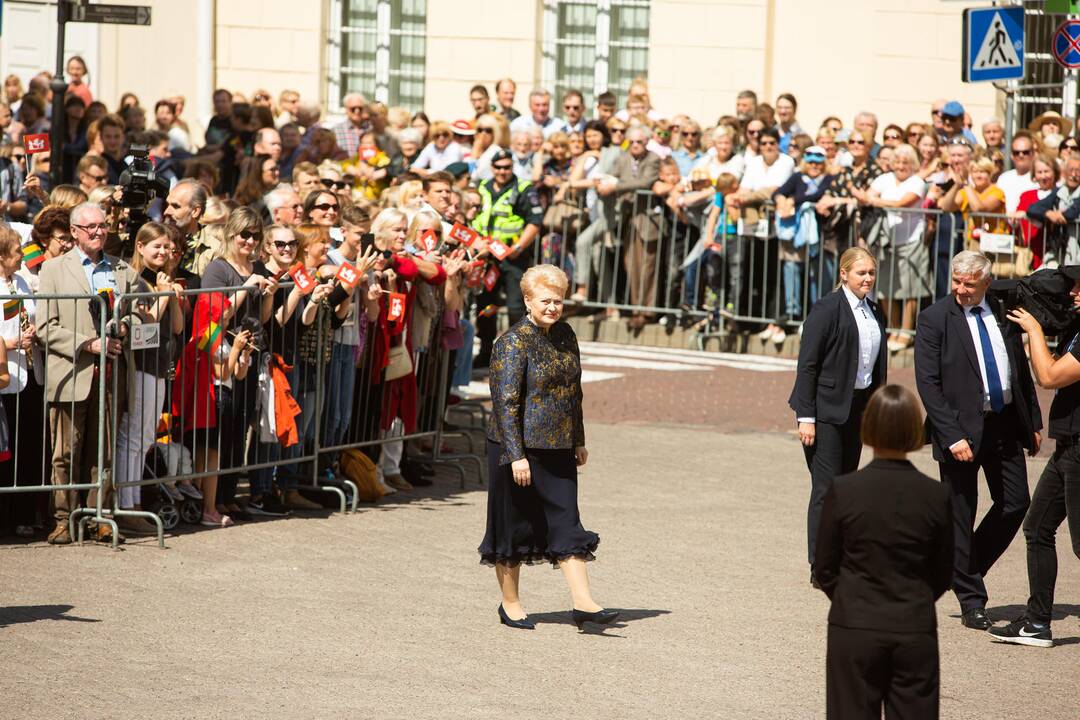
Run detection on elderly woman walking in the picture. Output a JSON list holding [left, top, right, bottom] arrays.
[[479, 264, 616, 631]]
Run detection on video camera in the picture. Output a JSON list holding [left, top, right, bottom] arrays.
[[118, 144, 170, 210], [989, 269, 1080, 336]]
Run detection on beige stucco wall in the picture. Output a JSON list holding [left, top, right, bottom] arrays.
[[88, 0, 200, 113], [64, 0, 1006, 142], [214, 0, 324, 105], [648, 0, 1000, 134], [423, 0, 542, 122]]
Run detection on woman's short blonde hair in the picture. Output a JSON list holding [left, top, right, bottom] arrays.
[[520, 264, 569, 299], [371, 207, 407, 246], [477, 112, 510, 148], [971, 156, 997, 176], [892, 143, 920, 169]]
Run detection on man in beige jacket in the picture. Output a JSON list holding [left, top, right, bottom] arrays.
[[37, 202, 138, 544]]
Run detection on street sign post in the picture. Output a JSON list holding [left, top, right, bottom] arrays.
[[962, 5, 1025, 83], [1052, 20, 1080, 70], [68, 3, 150, 26]]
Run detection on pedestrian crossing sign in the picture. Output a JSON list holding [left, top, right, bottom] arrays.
[[963, 6, 1025, 83]]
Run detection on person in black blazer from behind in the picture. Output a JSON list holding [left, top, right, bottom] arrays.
[[790, 247, 887, 582], [817, 384, 953, 720], [914, 250, 1042, 631]]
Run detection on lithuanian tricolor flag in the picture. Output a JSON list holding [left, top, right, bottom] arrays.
[[2, 298, 19, 321], [197, 321, 222, 353], [22, 243, 44, 269]]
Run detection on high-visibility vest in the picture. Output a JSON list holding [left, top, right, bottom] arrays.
[[472, 178, 531, 245]]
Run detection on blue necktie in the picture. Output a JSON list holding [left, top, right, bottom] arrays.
[[972, 306, 1005, 413]]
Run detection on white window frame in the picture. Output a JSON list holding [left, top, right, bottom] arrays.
[[542, 0, 650, 108], [327, 0, 426, 112]]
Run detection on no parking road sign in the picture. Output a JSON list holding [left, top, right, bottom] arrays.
[[963, 5, 1024, 83], [1053, 20, 1080, 69]]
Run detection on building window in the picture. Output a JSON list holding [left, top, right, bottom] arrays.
[[331, 0, 426, 112], [544, 0, 650, 110]]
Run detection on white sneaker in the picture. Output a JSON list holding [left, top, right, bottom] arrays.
[[375, 467, 397, 495], [771, 328, 787, 345], [757, 326, 775, 340]]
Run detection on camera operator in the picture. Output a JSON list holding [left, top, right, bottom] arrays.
[[993, 266, 1080, 648], [163, 178, 209, 274]]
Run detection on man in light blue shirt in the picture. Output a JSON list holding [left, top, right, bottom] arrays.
[[509, 88, 568, 139]]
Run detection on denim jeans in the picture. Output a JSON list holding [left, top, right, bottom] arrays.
[[322, 342, 357, 449], [807, 251, 836, 307], [933, 213, 964, 300], [451, 317, 475, 389], [1023, 441, 1080, 624], [782, 259, 803, 320]]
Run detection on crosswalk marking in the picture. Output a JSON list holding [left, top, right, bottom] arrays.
[[455, 342, 794, 400]]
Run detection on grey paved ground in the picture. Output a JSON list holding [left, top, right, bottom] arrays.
[[0, 421, 1077, 719]]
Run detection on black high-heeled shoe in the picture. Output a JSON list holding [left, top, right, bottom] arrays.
[[498, 604, 535, 630], [571, 608, 619, 629]]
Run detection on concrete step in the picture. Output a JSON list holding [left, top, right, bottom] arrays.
[[564, 314, 916, 368]]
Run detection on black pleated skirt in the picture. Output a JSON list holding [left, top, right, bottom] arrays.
[[478, 439, 599, 568]]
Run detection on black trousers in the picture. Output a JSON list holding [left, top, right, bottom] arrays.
[[938, 406, 1030, 612], [804, 389, 871, 566], [1023, 440, 1080, 624], [475, 253, 532, 365], [827, 625, 939, 720]]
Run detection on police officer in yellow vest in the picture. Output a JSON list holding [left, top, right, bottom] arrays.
[[471, 149, 543, 367]]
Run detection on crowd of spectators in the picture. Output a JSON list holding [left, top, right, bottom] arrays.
[[0, 58, 1076, 543]]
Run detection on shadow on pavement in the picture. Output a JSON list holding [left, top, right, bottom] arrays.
[[985, 603, 1080, 623], [0, 604, 100, 629], [526, 608, 671, 636]]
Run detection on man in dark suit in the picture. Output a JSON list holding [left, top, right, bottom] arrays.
[[915, 250, 1042, 629]]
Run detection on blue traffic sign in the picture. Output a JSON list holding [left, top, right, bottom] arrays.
[[963, 6, 1025, 83], [1052, 20, 1080, 69]]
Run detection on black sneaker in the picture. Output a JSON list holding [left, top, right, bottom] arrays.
[[988, 618, 1053, 648], [247, 498, 289, 518]]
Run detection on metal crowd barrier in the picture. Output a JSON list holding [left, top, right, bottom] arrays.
[[535, 188, 1053, 342], [0, 292, 118, 546], [0, 280, 484, 550]]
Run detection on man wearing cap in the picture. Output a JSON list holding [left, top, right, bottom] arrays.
[[993, 267, 1080, 648], [471, 148, 543, 367], [914, 250, 1042, 632], [937, 101, 977, 145], [509, 88, 568, 139]]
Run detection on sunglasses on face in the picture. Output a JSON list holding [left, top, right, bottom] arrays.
[[320, 178, 348, 190], [656, 131, 670, 138], [1012, 148, 1033, 156], [273, 240, 298, 251], [1064, 144, 1080, 151], [313, 202, 339, 212], [884, 134, 901, 141], [254, 94, 269, 101], [238, 230, 261, 241], [610, 128, 626, 134], [492, 164, 513, 171], [434, 132, 451, 139], [84, 171, 107, 182], [848, 139, 866, 146], [476, 127, 494, 134], [759, 140, 777, 147]]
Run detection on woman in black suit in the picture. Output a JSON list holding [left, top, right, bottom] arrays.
[[816, 385, 953, 719], [789, 247, 887, 581], [478, 264, 617, 631]]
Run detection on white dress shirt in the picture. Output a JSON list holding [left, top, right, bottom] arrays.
[[797, 287, 881, 424], [965, 299, 1012, 410]]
